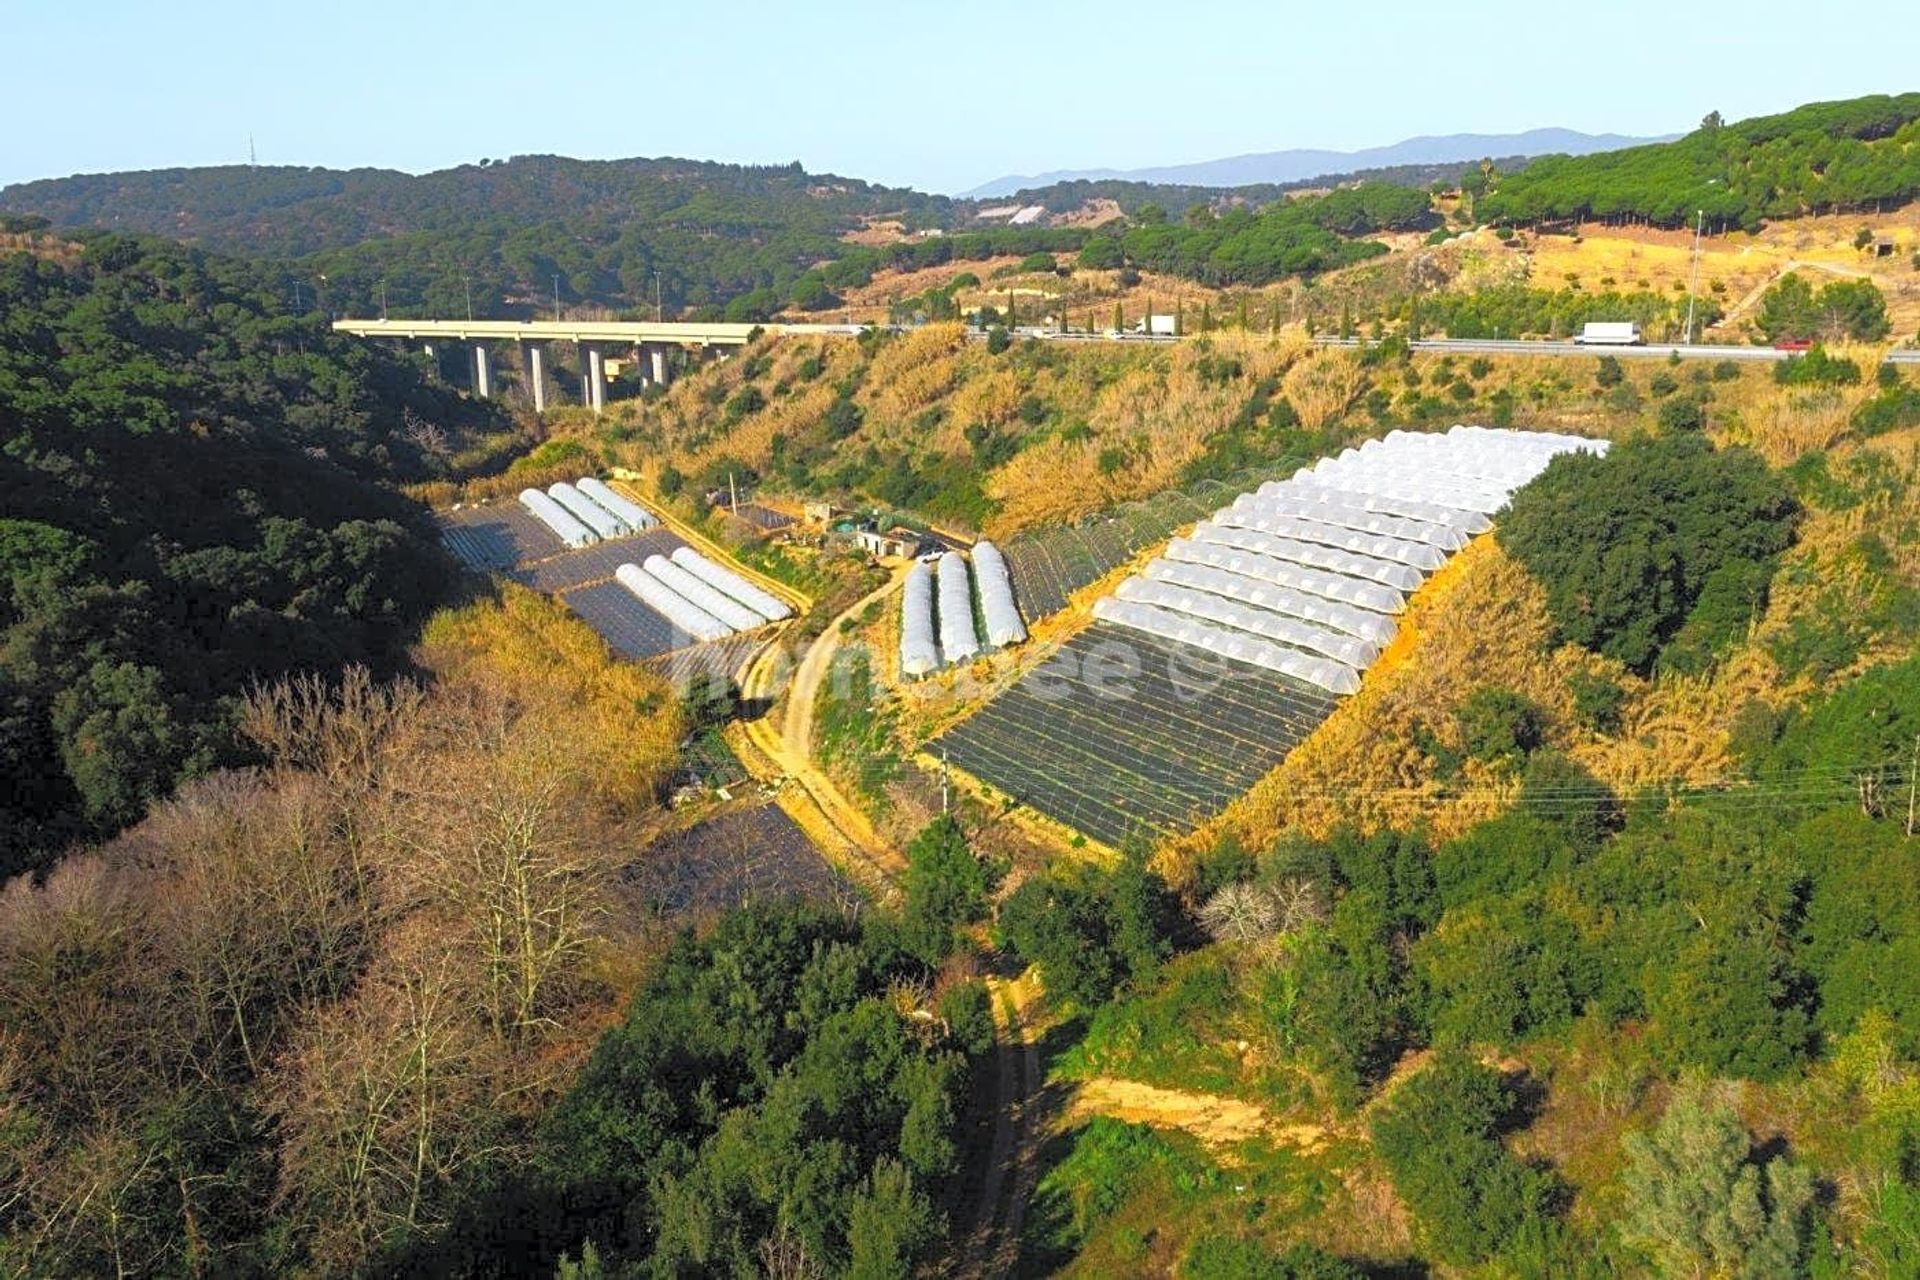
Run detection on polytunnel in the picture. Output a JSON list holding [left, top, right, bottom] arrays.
[[1162, 537, 1406, 616], [670, 547, 792, 622], [900, 560, 940, 677], [1290, 480, 1492, 535], [614, 563, 731, 642], [1144, 557, 1397, 647], [576, 476, 657, 530], [1092, 598, 1361, 695], [1115, 577, 1379, 668], [548, 482, 626, 541], [1216, 504, 1449, 571], [642, 555, 767, 632], [1248, 483, 1469, 550], [1191, 522, 1425, 593], [937, 551, 981, 664], [970, 540, 1027, 647], [519, 488, 598, 548]]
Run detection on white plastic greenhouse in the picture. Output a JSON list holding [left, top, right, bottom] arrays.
[[937, 551, 981, 664], [1247, 485, 1470, 550], [615, 562, 731, 641], [1143, 558, 1396, 648], [1162, 537, 1407, 616], [548, 482, 626, 541], [1092, 598, 1362, 695], [575, 477, 657, 531], [1192, 522, 1426, 592], [669, 547, 793, 622], [642, 555, 767, 633], [1090, 426, 1607, 705], [1216, 504, 1449, 571], [1115, 577, 1378, 669], [519, 488, 598, 548], [900, 560, 940, 677], [971, 540, 1028, 647]]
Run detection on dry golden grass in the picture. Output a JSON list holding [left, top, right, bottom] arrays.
[[1283, 347, 1369, 430], [416, 584, 683, 810], [1519, 209, 1920, 339]]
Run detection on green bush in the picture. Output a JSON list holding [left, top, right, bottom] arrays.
[[1657, 396, 1706, 432], [1369, 1052, 1559, 1265], [1774, 344, 1862, 387], [1458, 688, 1547, 764], [1499, 434, 1796, 674]]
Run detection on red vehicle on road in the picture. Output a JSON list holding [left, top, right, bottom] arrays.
[[1773, 337, 1815, 352]]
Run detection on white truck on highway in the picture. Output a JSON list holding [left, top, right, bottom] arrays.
[[1574, 321, 1643, 346]]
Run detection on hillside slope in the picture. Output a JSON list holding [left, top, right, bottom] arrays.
[[0, 156, 952, 316]]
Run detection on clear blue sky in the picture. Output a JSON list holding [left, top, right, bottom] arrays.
[[3, 0, 1910, 194]]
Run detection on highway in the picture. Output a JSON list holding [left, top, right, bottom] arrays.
[[995, 327, 1920, 363], [336, 316, 1920, 365]]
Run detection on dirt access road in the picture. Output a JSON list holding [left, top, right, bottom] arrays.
[[726, 567, 909, 889]]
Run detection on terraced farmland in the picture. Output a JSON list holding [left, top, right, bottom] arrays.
[[933, 625, 1336, 849]]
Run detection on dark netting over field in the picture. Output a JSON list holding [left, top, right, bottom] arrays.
[[932, 623, 1336, 848], [623, 803, 849, 914], [440, 502, 564, 570], [1000, 473, 1284, 621], [512, 528, 685, 594], [559, 581, 684, 659]]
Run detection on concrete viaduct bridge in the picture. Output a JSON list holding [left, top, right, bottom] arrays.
[[330, 318, 865, 413]]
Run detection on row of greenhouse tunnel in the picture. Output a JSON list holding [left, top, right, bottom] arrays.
[[614, 549, 791, 641], [519, 476, 659, 546], [1090, 426, 1608, 695], [518, 477, 791, 642], [901, 542, 1027, 676]]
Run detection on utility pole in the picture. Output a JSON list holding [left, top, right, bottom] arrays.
[[291, 279, 302, 311], [1683, 208, 1705, 344], [655, 273, 662, 322], [379, 279, 388, 321], [729, 469, 738, 514], [940, 748, 950, 814], [1907, 734, 1918, 837], [463, 275, 473, 322], [553, 275, 561, 322]]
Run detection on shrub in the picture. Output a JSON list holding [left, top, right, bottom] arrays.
[[1458, 688, 1547, 764], [1657, 396, 1706, 432], [1568, 670, 1628, 734], [1370, 1052, 1558, 1265], [1594, 355, 1625, 388], [985, 326, 1011, 354], [1774, 344, 1862, 387]]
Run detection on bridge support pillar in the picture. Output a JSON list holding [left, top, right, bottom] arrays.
[[526, 345, 547, 414], [473, 345, 492, 399], [649, 344, 669, 386], [586, 347, 606, 413]]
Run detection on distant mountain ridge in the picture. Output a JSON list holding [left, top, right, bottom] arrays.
[[964, 128, 1672, 199]]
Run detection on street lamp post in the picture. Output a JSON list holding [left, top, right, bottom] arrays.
[[464, 275, 473, 323]]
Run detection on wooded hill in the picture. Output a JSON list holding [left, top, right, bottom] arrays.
[[0, 233, 503, 877], [1479, 93, 1920, 229], [0, 156, 953, 318]]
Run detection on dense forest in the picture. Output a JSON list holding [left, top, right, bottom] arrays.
[[0, 234, 500, 876], [0, 157, 953, 319], [1071, 182, 1433, 287], [1478, 94, 1920, 229]]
